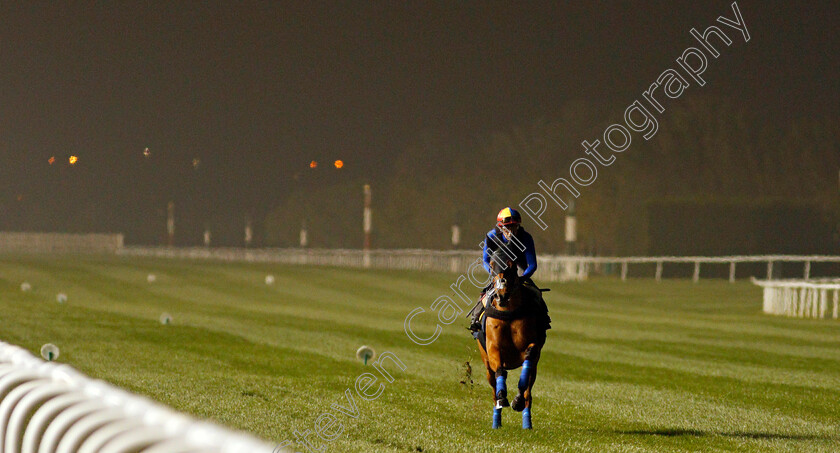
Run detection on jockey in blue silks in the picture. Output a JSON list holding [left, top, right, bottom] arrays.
[[482, 207, 538, 279], [468, 207, 552, 333]]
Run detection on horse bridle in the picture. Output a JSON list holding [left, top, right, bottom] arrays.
[[493, 264, 520, 308], [494, 274, 509, 306]]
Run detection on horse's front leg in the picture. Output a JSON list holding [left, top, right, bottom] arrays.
[[484, 367, 502, 429], [486, 343, 508, 428], [511, 344, 541, 429]]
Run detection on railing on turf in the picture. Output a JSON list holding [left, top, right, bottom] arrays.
[[118, 247, 589, 282], [0, 232, 124, 254], [571, 255, 840, 282], [751, 278, 840, 319], [0, 341, 280, 453], [119, 247, 840, 283]]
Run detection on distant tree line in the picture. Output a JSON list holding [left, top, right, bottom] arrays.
[[265, 94, 840, 256]]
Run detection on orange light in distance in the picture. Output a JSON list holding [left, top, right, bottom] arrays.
[[309, 160, 317, 168], [69, 156, 78, 165], [48, 156, 55, 165], [334, 160, 344, 169]]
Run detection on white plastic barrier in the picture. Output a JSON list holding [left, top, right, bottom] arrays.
[[0, 341, 282, 453], [752, 278, 840, 319]]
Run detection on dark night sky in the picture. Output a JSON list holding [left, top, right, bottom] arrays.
[[0, 1, 837, 241]]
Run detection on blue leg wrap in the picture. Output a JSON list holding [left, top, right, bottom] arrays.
[[495, 375, 506, 398], [522, 407, 532, 429], [518, 360, 531, 392], [493, 407, 502, 429]]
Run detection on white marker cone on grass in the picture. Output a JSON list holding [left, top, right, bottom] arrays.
[[265, 275, 275, 285], [41, 343, 59, 361], [56, 293, 67, 304], [356, 345, 376, 365], [147, 273, 157, 283], [160, 313, 172, 325], [20, 282, 31, 292]]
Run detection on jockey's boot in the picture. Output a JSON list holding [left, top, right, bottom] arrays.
[[469, 314, 482, 333], [467, 298, 484, 333]]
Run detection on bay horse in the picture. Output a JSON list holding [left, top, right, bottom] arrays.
[[477, 248, 546, 429]]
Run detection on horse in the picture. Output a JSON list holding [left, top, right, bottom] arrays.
[[476, 248, 546, 429]]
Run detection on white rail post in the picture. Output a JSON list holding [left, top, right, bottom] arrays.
[[655, 261, 663, 282], [692, 262, 700, 283], [819, 289, 827, 318], [729, 262, 736, 283], [363, 184, 372, 268], [804, 261, 811, 279], [621, 261, 628, 281], [767, 261, 773, 279]]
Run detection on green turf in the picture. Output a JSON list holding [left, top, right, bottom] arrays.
[[1, 254, 838, 452]]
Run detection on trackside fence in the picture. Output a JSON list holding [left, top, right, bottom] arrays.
[[0, 341, 280, 453], [563, 255, 840, 282], [118, 247, 589, 282], [118, 247, 840, 283], [751, 278, 840, 319], [0, 232, 124, 254]]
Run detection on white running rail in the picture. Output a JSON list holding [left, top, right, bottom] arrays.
[[578, 255, 840, 282], [118, 247, 589, 282], [118, 247, 840, 283], [0, 232, 124, 254], [751, 278, 840, 319], [0, 341, 282, 453]]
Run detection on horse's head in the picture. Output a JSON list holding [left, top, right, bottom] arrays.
[[489, 248, 520, 309]]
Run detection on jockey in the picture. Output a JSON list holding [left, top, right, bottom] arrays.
[[468, 207, 552, 332]]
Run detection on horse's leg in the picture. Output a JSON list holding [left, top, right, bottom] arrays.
[[479, 340, 503, 429], [511, 344, 541, 429], [486, 339, 509, 428], [494, 367, 509, 409], [522, 365, 538, 429], [493, 405, 503, 430], [491, 367, 508, 429], [485, 367, 503, 429], [511, 345, 536, 412], [486, 343, 509, 407]]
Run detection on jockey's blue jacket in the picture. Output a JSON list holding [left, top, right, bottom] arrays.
[[482, 227, 537, 279]]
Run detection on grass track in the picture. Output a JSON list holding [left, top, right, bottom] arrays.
[[1, 254, 839, 452]]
